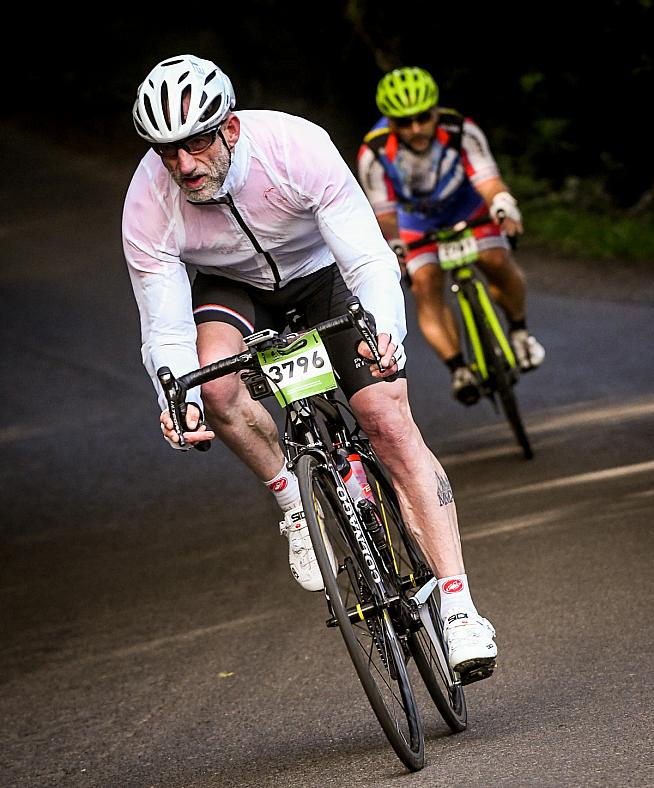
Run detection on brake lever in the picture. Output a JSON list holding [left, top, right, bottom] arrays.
[[345, 297, 384, 369], [180, 403, 212, 452], [158, 366, 188, 448], [157, 367, 211, 451]]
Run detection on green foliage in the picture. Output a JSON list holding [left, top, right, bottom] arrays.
[[517, 178, 654, 261], [522, 205, 654, 261], [498, 155, 654, 261]]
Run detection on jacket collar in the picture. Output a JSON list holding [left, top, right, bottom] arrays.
[[211, 127, 250, 199]]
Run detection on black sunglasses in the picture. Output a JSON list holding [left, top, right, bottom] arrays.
[[152, 126, 221, 159], [394, 110, 433, 128]]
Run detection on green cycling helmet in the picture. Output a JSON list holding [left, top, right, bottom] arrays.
[[376, 67, 439, 118]]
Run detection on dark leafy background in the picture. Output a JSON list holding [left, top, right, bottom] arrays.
[[10, 0, 653, 208]]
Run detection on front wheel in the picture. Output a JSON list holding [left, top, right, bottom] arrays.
[[297, 453, 425, 772]]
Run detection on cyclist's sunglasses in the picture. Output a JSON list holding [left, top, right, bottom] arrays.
[[393, 110, 434, 128], [152, 126, 221, 159]]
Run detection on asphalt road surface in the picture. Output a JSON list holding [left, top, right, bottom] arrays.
[[2, 125, 653, 787]]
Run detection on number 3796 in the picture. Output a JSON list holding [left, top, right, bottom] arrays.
[[266, 351, 326, 383]]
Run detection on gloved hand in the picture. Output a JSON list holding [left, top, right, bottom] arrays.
[[388, 237, 408, 264], [490, 191, 523, 234]]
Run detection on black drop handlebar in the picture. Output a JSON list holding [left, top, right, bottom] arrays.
[[406, 213, 517, 252], [157, 297, 382, 451]]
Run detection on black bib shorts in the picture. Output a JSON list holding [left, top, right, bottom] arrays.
[[191, 263, 403, 399]]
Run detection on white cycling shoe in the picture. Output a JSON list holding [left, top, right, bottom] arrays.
[[443, 609, 497, 684], [279, 503, 336, 592], [510, 329, 545, 371]]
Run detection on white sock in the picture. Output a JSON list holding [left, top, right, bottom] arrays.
[[438, 574, 477, 621], [264, 463, 300, 512]]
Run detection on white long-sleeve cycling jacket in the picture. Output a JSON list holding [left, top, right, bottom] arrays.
[[122, 110, 406, 411]]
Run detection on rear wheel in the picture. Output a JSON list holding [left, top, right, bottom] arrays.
[[297, 453, 425, 771], [357, 449, 468, 732]]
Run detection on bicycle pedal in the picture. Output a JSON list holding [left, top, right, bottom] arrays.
[[457, 659, 497, 686]]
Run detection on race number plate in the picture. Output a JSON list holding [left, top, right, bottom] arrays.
[[257, 330, 337, 406], [438, 230, 479, 270]]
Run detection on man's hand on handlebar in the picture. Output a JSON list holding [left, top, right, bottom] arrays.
[[160, 403, 216, 449], [489, 191, 523, 237], [358, 333, 400, 379]]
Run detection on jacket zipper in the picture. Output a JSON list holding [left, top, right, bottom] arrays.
[[219, 193, 282, 287]]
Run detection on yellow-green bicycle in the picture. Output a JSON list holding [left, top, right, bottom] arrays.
[[408, 218, 533, 459]]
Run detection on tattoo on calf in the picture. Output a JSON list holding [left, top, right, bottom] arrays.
[[436, 472, 454, 506]]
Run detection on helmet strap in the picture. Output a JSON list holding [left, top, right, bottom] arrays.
[[218, 127, 232, 165]]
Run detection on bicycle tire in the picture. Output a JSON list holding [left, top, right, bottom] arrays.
[[463, 281, 533, 459], [356, 449, 467, 732], [297, 453, 425, 771]]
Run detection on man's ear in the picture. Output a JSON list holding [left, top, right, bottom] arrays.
[[223, 114, 240, 149]]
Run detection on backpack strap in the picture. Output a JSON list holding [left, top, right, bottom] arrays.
[[363, 124, 393, 159], [436, 107, 465, 154]]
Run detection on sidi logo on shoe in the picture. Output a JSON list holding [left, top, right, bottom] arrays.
[[269, 478, 288, 492], [290, 510, 304, 524], [447, 612, 469, 625], [443, 579, 464, 594]]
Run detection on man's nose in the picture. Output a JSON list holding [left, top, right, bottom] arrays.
[[177, 148, 196, 173]]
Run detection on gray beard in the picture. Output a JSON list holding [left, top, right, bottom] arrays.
[[177, 145, 231, 202]]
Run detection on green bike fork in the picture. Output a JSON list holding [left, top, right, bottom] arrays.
[[453, 273, 517, 379], [473, 281, 518, 369]]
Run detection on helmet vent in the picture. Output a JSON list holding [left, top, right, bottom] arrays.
[[143, 95, 157, 130], [200, 95, 223, 123], [160, 82, 171, 131], [177, 70, 190, 84], [162, 58, 184, 68], [204, 71, 217, 86]]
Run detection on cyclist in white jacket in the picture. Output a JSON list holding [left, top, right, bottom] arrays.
[[122, 54, 497, 679]]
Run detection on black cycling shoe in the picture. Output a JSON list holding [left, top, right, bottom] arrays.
[[451, 367, 480, 406]]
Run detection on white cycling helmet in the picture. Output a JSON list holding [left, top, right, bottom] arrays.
[[133, 54, 236, 143]]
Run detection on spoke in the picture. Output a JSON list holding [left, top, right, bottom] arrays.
[[353, 625, 408, 712]]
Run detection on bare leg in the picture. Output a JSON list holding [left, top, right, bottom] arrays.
[[477, 248, 527, 322], [196, 322, 284, 480], [410, 264, 461, 361], [350, 378, 464, 577]]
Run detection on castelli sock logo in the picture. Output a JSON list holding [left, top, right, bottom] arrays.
[[443, 579, 464, 594], [269, 478, 288, 492]]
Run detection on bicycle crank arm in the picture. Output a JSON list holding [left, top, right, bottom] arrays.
[[326, 594, 400, 628]]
